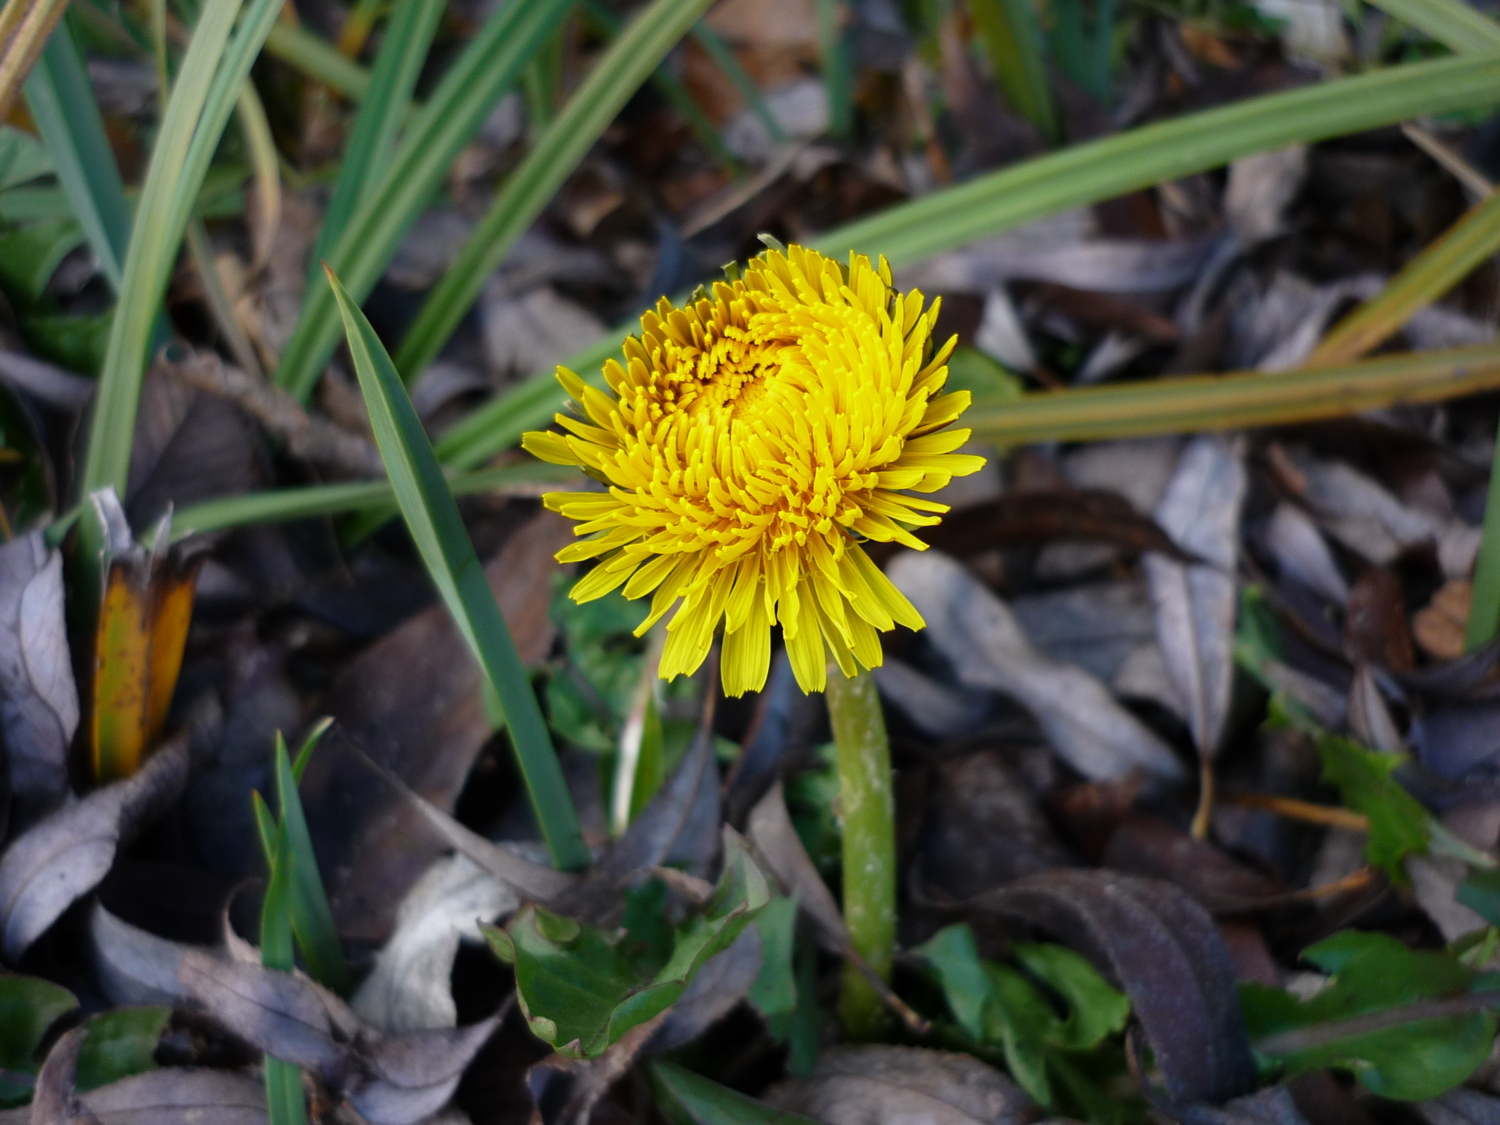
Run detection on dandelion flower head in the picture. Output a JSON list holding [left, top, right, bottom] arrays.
[[523, 244, 985, 696]]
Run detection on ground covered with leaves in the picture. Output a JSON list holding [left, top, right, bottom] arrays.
[[3, 0, 1500, 1121]]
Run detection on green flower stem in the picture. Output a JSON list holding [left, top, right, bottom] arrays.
[[827, 665, 895, 1039]]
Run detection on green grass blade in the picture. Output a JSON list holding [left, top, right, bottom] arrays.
[[272, 730, 349, 995], [581, 0, 739, 172], [24, 21, 132, 289], [816, 0, 853, 139], [314, 0, 445, 271], [1364, 0, 1500, 52], [690, 21, 785, 144], [435, 53, 1500, 471], [80, 0, 244, 499], [392, 0, 717, 383], [290, 716, 333, 784], [966, 0, 1058, 143], [1467, 425, 1500, 650], [649, 1061, 821, 1125], [169, 463, 581, 538], [326, 265, 590, 871], [273, 0, 574, 401], [1308, 187, 1500, 367], [258, 801, 309, 1125], [263, 21, 372, 101], [80, 0, 282, 499]]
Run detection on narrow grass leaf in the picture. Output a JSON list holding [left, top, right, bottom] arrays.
[[263, 20, 371, 101], [1467, 423, 1500, 650], [273, 0, 574, 401], [690, 21, 785, 143], [1364, 0, 1500, 53], [966, 0, 1058, 143], [0, 0, 73, 121], [326, 265, 590, 871], [1307, 187, 1500, 368], [649, 1060, 821, 1125], [314, 0, 445, 270], [816, 0, 853, 139], [258, 806, 308, 1125], [81, 0, 281, 499], [392, 0, 718, 383], [434, 52, 1500, 471], [169, 463, 580, 537], [272, 730, 349, 995], [24, 20, 131, 289], [236, 78, 281, 270]]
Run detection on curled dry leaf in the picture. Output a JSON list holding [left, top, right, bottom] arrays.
[[972, 869, 1257, 1103], [1143, 435, 1245, 762], [1264, 503, 1348, 607], [354, 852, 523, 1033], [345, 1016, 500, 1125], [0, 532, 78, 825], [763, 1045, 1038, 1125], [30, 1026, 98, 1125], [0, 733, 189, 962], [90, 903, 188, 1007], [887, 550, 1183, 781]]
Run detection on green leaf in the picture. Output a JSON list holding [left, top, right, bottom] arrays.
[[0, 216, 84, 304], [273, 0, 575, 400], [326, 264, 589, 872], [649, 1060, 822, 1125], [259, 796, 309, 1125], [1242, 931, 1496, 1100], [74, 1006, 170, 1092], [314, 0, 445, 271], [0, 975, 77, 1106], [0, 125, 54, 190], [1012, 941, 1130, 1051], [169, 462, 581, 539], [1458, 868, 1500, 927], [272, 728, 349, 994], [433, 53, 1500, 473], [263, 21, 372, 101], [1364, 0, 1500, 53], [81, 0, 283, 500], [24, 21, 132, 290], [392, 0, 719, 383], [966, 0, 1058, 143], [746, 896, 799, 1037], [1318, 737, 1430, 878], [506, 839, 769, 1057]]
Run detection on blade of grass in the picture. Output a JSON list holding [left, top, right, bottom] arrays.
[[580, 0, 740, 173], [171, 464, 579, 538], [689, 21, 785, 144], [24, 20, 132, 290], [966, 0, 1059, 144], [1364, 0, 1500, 52], [649, 1061, 821, 1125], [961, 343, 1500, 441], [436, 52, 1500, 471], [264, 20, 372, 101], [0, 0, 73, 120], [816, 0, 853, 139], [273, 0, 574, 401], [80, 0, 282, 500], [272, 729, 349, 994], [314, 0, 445, 272], [237, 78, 281, 271], [257, 798, 309, 1125], [326, 265, 590, 871], [1467, 437, 1500, 650], [392, 0, 718, 383], [1305, 187, 1500, 367], [187, 217, 265, 377]]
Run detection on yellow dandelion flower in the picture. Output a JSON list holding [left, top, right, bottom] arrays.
[[522, 244, 985, 696]]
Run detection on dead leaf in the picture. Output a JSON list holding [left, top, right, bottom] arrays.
[[647, 927, 763, 1053], [763, 1045, 1038, 1125], [1344, 569, 1415, 673], [346, 1017, 500, 1125], [526, 1011, 670, 1125], [353, 852, 523, 1033], [0, 732, 190, 961], [1420, 1088, 1500, 1125], [89, 902, 188, 1008], [887, 550, 1184, 781], [1347, 665, 1403, 753], [1414, 580, 1471, 663], [80, 1069, 265, 1125], [1143, 435, 1245, 764], [0, 532, 78, 825], [31, 1027, 98, 1125], [1264, 503, 1349, 607], [298, 511, 571, 945], [746, 782, 846, 951], [972, 869, 1257, 1103], [1102, 816, 1283, 912]]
